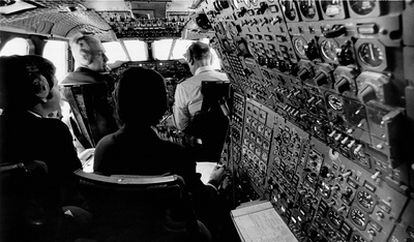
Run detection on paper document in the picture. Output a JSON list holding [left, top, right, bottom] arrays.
[[231, 200, 298, 242]]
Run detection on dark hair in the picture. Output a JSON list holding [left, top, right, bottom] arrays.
[[0, 55, 56, 111], [115, 67, 167, 126], [187, 41, 211, 63]]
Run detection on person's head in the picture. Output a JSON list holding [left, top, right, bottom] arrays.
[[0, 55, 60, 116], [70, 34, 108, 72], [185, 41, 213, 75], [114, 67, 167, 127]]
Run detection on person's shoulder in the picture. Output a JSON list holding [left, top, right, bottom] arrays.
[[178, 76, 197, 87], [61, 68, 98, 86], [211, 70, 229, 81], [96, 131, 118, 149]]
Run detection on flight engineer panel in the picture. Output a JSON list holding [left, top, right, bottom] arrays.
[[198, 1, 414, 241]]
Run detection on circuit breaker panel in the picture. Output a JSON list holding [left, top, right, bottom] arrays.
[[206, 1, 414, 241]]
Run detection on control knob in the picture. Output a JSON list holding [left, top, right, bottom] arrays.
[[314, 72, 328, 86], [304, 39, 319, 60], [238, 7, 247, 17], [257, 2, 269, 15], [358, 85, 377, 103], [337, 40, 354, 65], [298, 67, 311, 81], [335, 77, 351, 94]]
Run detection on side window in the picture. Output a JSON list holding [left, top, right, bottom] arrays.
[[170, 39, 194, 59], [102, 41, 128, 64], [43, 40, 68, 83], [0, 37, 30, 56]]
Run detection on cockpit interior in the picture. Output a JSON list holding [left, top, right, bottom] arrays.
[[1, 0, 414, 242]]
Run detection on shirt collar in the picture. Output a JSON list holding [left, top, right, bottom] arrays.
[[194, 65, 214, 76]]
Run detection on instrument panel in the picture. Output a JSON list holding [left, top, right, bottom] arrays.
[[202, 0, 414, 241], [98, 11, 187, 40]]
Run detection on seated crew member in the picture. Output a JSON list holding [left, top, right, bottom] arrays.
[[173, 41, 230, 162], [61, 34, 119, 149], [0, 55, 90, 241], [93, 67, 226, 240]]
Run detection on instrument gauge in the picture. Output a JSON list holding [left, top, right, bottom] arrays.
[[349, 0, 376, 16], [358, 42, 384, 67], [299, 0, 317, 19], [294, 37, 307, 57], [321, 0, 343, 17], [281, 0, 297, 21], [243, 0, 251, 8], [357, 190, 375, 211], [250, 0, 259, 6], [350, 207, 367, 228], [321, 39, 339, 62], [327, 94, 343, 111]]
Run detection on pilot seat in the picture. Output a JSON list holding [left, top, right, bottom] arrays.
[[183, 81, 230, 163], [74, 170, 211, 242]]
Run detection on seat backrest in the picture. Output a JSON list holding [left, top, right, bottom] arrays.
[[183, 81, 230, 162], [200, 81, 230, 115], [61, 84, 119, 149], [74, 170, 198, 240], [1, 161, 59, 242]]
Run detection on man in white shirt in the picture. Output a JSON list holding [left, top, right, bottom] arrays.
[[173, 41, 229, 130], [173, 41, 229, 161]]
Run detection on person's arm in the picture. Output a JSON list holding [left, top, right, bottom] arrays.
[[50, 120, 83, 205], [173, 84, 190, 130]]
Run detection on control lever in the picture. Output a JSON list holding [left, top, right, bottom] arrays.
[[323, 25, 347, 38]]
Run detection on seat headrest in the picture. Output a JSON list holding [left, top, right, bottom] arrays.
[[74, 169, 184, 190]]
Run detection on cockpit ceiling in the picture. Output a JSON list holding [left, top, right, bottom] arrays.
[[0, 0, 199, 40]]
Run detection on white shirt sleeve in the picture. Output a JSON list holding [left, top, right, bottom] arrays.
[[173, 83, 190, 130]]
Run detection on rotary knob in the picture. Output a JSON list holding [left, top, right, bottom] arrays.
[[358, 85, 377, 103], [305, 39, 319, 60], [238, 7, 247, 17], [336, 77, 351, 94]]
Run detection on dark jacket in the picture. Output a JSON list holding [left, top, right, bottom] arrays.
[[0, 111, 83, 241]]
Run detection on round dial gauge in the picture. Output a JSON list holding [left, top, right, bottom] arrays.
[[358, 42, 384, 67], [281, 0, 297, 21], [321, 39, 339, 61], [250, 0, 259, 6], [321, 0, 343, 17], [357, 190, 375, 210], [349, 0, 376, 16], [299, 0, 317, 19], [294, 37, 307, 57], [350, 207, 367, 228], [327, 94, 343, 111], [243, 0, 251, 8]]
